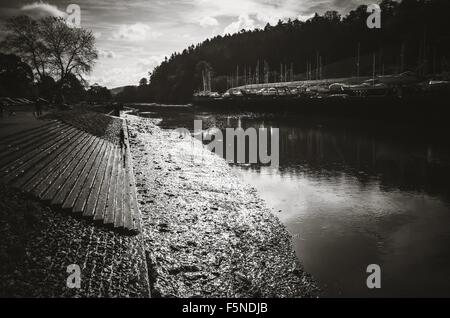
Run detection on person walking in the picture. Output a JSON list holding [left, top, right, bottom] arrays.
[[35, 98, 42, 118], [119, 128, 127, 168]]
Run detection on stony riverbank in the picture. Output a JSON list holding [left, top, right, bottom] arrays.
[[126, 114, 319, 298]]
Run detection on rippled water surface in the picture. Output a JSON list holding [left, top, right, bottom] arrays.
[[133, 105, 450, 297]]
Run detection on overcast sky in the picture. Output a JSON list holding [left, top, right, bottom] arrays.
[[0, 0, 373, 88]]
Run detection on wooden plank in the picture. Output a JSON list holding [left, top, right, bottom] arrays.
[[1, 116, 142, 234], [0, 122, 65, 156], [104, 146, 120, 226], [122, 158, 133, 231], [52, 137, 101, 206], [113, 147, 126, 229], [20, 129, 84, 193], [0, 120, 58, 144], [0, 126, 76, 174], [0, 120, 57, 143], [0, 125, 73, 174], [123, 120, 141, 233], [0, 121, 63, 146], [119, 120, 141, 233], [11, 128, 83, 188], [0, 123, 65, 160], [74, 142, 110, 215], [0, 124, 70, 167], [63, 140, 106, 211], [82, 144, 113, 218], [129, 167, 141, 233], [23, 131, 89, 195], [93, 145, 117, 222], [41, 135, 97, 202], [5, 129, 84, 186]]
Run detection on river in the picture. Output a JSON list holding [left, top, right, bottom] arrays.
[[132, 104, 450, 297]]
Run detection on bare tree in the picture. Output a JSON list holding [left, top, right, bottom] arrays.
[[2, 15, 98, 95], [2, 15, 49, 80], [40, 17, 97, 89]]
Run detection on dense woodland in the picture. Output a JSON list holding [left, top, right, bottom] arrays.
[[117, 0, 450, 103]]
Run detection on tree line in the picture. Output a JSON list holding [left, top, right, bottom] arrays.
[[121, 0, 450, 103]]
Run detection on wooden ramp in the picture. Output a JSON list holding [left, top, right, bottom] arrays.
[[0, 119, 141, 234]]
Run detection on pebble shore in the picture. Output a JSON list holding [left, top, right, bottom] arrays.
[[126, 114, 318, 298]]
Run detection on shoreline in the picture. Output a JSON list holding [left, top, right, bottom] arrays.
[[126, 113, 319, 297], [1, 109, 318, 297]]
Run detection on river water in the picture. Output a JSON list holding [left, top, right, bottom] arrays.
[[133, 105, 450, 297]]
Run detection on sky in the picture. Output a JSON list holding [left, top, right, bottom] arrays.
[[0, 0, 374, 88]]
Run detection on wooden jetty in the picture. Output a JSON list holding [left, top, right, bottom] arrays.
[[0, 118, 141, 234]]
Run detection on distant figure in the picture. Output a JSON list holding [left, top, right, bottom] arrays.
[[55, 93, 64, 109], [119, 128, 126, 149], [113, 103, 122, 117], [34, 98, 42, 118], [119, 128, 127, 168], [0, 100, 4, 118]]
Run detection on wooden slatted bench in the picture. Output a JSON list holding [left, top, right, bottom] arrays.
[[0, 117, 142, 235]]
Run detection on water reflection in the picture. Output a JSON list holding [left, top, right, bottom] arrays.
[[237, 121, 450, 203], [134, 106, 450, 297], [232, 118, 450, 297]]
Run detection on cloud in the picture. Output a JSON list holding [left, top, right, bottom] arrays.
[[85, 67, 134, 88], [98, 49, 117, 59], [87, 55, 165, 88], [20, 1, 66, 19], [187, 0, 367, 28], [297, 13, 315, 22], [223, 14, 256, 35], [199, 16, 219, 28], [39, 0, 372, 87], [111, 23, 161, 42], [137, 55, 165, 71]]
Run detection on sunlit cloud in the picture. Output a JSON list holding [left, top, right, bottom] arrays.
[[297, 13, 316, 22], [20, 1, 66, 19], [223, 14, 257, 35], [137, 55, 165, 70], [98, 49, 117, 59], [199, 16, 219, 28], [86, 54, 166, 88], [111, 23, 162, 42]]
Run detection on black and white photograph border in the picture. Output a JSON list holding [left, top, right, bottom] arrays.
[[0, 0, 450, 303]]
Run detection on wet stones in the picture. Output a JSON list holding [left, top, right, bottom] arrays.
[[126, 114, 319, 298]]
